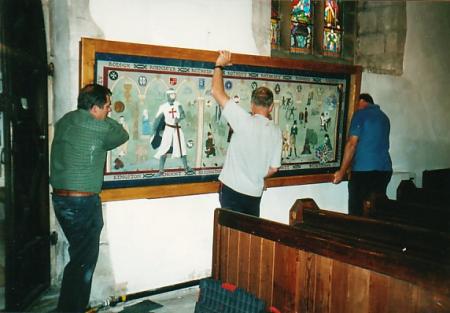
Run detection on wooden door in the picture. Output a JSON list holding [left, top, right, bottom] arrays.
[[0, 0, 50, 310]]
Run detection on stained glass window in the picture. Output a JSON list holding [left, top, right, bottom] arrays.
[[271, 1, 281, 49], [323, 0, 342, 56], [290, 0, 312, 53], [271, 0, 354, 59]]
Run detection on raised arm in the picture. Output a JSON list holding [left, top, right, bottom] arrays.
[[104, 117, 129, 150], [211, 50, 232, 108]]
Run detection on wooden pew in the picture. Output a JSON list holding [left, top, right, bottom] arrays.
[[423, 168, 450, 192], [397, 179, 450, 209], [289, 198, 450, 264], [365, 193, 450, 232], [212, 208, 450, 313]]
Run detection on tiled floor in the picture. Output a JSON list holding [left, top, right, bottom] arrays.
[[27, 286, 199, 313]]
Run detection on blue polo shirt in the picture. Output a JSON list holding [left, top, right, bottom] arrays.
[[349, 104, 392, 171]]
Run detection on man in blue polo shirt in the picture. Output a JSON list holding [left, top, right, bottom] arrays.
[[333, 93, 392, 216]]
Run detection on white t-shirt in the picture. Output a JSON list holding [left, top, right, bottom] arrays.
[[219, 99, 282, 197]]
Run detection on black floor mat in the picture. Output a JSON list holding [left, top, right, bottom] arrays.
[[119, 299, 163, 313]]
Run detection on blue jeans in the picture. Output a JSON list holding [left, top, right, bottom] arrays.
[[52, 194, 103, 313], [219, 184, 262, 217]]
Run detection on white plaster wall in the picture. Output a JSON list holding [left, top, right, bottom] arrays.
[[48, 0, 282, 301], [87, 0, 274, 299], [46, 0, 450, 303], [100, 183, 348, 297], [361, 3, 450, 186], [89, 0, 260, 54], [104, 195, 217, 293]]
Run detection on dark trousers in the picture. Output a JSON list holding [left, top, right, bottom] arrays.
[[348, 171, 392, 216], [52, 194, 104, 313], [219, 184, 262, 217]]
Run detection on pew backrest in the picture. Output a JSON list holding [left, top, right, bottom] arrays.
[[397, 179, 450, 209], [297, 205, 450, 261], [423, 168, 450, 192], [213, 208, 450, 313], [367, 194, 450, 232]]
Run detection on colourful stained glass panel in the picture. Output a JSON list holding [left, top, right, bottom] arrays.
[[292, 0, 312, 24], [323, 28, 341, 55], [323, 0, 341, 56], [271, 3, 281, 48], [290, 0, 312, 53], [291, 23, 312, 51], [324, 0, 339, 27], [271, 18, 280, 48]]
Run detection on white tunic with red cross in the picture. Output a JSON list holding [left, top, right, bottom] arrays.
[[154, 101, 187, 159]]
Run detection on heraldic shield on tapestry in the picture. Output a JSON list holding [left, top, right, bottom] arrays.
[[95, 52, 349, 188]]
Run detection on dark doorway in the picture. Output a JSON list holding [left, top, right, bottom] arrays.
[[0, 0, 50, 311]]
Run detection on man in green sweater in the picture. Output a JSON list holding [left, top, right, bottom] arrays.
[[50, 84, 129, 313]]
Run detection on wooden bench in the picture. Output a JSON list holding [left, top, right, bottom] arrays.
[[423, 168, 450, 192], [212, 208, 450, 313], [289, 198, 450, 263], [364, 193, 450, 232], [397, 179, 450, 209]]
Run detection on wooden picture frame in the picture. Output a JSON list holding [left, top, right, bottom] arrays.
[[80, 37, 362, 201]]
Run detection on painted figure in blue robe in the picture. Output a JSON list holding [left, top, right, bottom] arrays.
[[142, 108, 151, 135]]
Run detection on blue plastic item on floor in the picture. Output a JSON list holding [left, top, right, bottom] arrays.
[[194, 278, 266, 313]]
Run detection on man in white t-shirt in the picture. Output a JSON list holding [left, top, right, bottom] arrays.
[[211, 50, 282, 217]]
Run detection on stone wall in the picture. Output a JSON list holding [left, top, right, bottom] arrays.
[[356, 1, 406, 75]]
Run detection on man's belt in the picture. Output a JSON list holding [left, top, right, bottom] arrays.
[[53, 189, 96, 197], [165, 123, 180, 129]]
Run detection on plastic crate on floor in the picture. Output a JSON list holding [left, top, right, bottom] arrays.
[[195, 278, 266, 313]]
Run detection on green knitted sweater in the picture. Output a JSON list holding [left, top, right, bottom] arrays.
[[50, 109, 129, 193]]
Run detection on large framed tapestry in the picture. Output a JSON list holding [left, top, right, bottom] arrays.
[[80, 38, 362, 201]]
